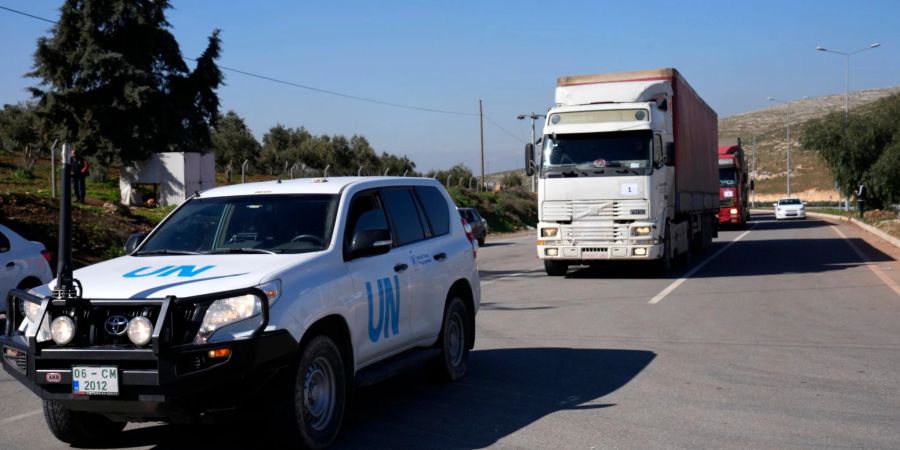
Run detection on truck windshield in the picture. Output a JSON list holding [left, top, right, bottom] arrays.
[[136, 194, 339, 255], [541, 131, 652, 176], [719, 168, 737, 186]]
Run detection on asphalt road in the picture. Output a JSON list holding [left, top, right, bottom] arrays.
[[2, 213, 900, 449]]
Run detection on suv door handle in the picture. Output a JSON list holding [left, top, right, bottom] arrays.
[[5, 262, 14, 268], [394, 263, 408, 273], [433, 253, 447, 261]]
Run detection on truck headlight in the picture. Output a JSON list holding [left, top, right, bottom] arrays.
[[127, 316, 153, 346], [631, 226, 652, 236], [730, 208, 738, 215], [194, 294, 263, 345], [541, 228, 559, 238], [50, 316, 76, 345]]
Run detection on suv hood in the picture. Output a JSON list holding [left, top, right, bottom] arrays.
[[44, 254, 317, 299]]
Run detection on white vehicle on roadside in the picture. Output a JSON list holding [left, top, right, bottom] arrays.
[[1, 177, 479, 449], [774, 198, 806, 220], [0, 224, 53, 312]]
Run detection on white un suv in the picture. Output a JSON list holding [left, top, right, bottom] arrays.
[[1, 177, 479, 449]]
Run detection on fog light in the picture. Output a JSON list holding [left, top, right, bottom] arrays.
[[632, 226, 651, 236], [127, 316, 153, 346], [541, 228, 559, 238], [730, 208, 738, 215], [50, 316, 75, 345], [545, 248, 559, 256], [633, 247, 648, 256]]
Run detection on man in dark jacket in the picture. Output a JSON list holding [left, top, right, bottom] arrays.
[[70, 148, 89, 203]]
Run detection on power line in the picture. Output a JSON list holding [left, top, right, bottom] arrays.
[[0, 5, 55, 24], [1, 4, 528, 143]]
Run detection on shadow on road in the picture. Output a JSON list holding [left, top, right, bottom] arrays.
[[565, 217, 894, 280], [479, 241, 514, 248], [103, 348, 654, 450], [336, 347, 655, 449]]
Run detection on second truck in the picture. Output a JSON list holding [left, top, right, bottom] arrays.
[[526, 68, 719, 276]]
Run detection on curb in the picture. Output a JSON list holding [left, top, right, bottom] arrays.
[[806, 212, 900, 250]]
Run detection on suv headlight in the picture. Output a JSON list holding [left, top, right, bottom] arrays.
[[23, 301, 41, 324], [194, 294, 263, 344]]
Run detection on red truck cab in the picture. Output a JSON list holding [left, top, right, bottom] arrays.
[[718, 144, 750, 228]]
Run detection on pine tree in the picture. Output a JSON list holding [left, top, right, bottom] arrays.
[[29, 0, 223, 164]]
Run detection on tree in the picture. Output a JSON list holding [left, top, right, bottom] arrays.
[[211, 111, 260, 182], [427, 163, 475, 187], [0, 102, 43, 173], [801, 93, 900, 207], [501, 172, 524, 189], [29, 0, 223, 166]]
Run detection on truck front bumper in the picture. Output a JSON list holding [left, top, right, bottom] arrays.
[[536, 241, 663, 261], [1, 289, 298, 421]]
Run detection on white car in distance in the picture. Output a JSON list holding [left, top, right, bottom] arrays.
[[0, 224, 53, 313], [774, 198, 806, 220]]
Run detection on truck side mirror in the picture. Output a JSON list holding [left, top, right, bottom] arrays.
[[124, 232, 148, 254], [665, 142, 675, 167], [525, 143, 535, 176]]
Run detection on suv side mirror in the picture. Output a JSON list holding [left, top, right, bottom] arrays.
[[665, 142, 675, 167], [350, 228, 392, 259], [525, 143, 535, 176], [772, 202, 778, 207], [124, 232, 148, 254]]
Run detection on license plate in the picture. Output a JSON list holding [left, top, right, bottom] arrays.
[[72, 366, 119, 396]]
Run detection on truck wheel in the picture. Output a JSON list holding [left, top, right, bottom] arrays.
[[544, 261, 568, 276], [288, 335, 347, 449], [43, 400, 126, 445], [653, 226, 673, 275], [434, 296, 471, 382]]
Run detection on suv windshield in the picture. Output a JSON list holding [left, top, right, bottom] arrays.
[[778, 199, 802, 205], [541, 130, 652, 177], [137, 194, 339, 255]]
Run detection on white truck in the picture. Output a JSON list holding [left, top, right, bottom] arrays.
[[526, 68, 719, 275], [2, 176, 479, 449]]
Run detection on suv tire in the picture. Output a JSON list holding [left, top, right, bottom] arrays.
[[43, 400, 126, 445], [288, 335, 347, 449], [434, 296, 471, 381]]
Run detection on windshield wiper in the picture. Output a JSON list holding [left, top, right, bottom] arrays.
[[207, 248, 278, 255], [134, 249, 202, 256]]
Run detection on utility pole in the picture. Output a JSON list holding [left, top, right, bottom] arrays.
[[479, 99, 485, 192]]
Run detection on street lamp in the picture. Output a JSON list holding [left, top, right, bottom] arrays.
[[816, 43, 880, 122], [767, 96, 794, 197], [816, 42, 879, 210], [517, 112, 546, 192]]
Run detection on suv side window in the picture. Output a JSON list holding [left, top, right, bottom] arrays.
[[344, 192, 389, 255], [414, 187, 450, 237], [0, 232, 9, 252], [380, 188, 426, 246]]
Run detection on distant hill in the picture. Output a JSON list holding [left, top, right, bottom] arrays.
[[719, 87, 900, 201]]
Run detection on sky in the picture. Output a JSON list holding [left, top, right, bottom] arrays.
[[2, 0, 899, 173]]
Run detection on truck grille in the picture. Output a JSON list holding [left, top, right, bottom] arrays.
[[542, 200, 649, 222], [561, 223, 629, 244], [720, 197, 736, 207]]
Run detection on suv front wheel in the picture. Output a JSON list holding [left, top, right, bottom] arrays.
[[43, 400, 126, 445], [288, 335, 348, 449]]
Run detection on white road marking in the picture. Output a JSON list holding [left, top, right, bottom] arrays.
[[649, 227, 754, 304], [831, 226, 900, 298], [0, 409, 42, 426]]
